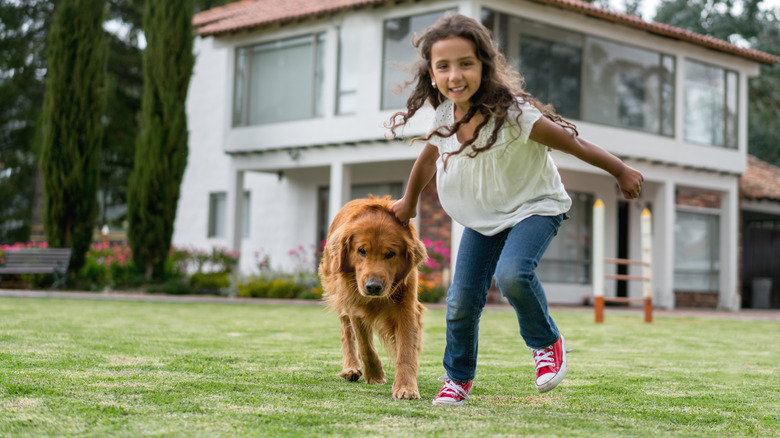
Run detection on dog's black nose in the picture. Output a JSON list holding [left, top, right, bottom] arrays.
[[365, 279, 383, 296]]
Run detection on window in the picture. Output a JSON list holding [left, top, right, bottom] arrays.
[[482, 11, 583, 119], [683, 60, 738, 148], [583, 38, 674, 135], [674, 211, 720, 291], [336, 26, 359, 115], [208, 192, 227, 238], [233, 33, 326, 126], [537, 192, 593, 284], [381, 10, 450, 110], [482, 9, 675, 135], [207, 191, 250, 238]]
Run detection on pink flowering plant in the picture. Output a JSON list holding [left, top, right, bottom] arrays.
[[417, 239, 451, 303]]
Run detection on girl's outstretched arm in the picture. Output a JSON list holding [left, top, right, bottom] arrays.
[[530, 117, 644, 200], [392, 143, 440, 223]]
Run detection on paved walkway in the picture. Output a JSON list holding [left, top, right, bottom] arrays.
[[1, 289, 778, 321]]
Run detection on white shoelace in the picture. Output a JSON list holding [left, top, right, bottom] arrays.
[[438, 375, 469, 400], [533, 346, 555, 371]]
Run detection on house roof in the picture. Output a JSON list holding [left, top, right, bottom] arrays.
[[741, 156, 780, 202], [192, 0, 780, 65]]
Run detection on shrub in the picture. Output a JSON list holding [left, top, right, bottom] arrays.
[[159, 278, 192, 295], [418, 280, 447, 303], [189, 272, 230, 294]]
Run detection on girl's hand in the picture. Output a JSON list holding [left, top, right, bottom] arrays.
[[391, 197, 417, 225], [616, 165, 644, 200]]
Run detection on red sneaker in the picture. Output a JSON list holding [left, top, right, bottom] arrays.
[[432, 375, 473, 406], [532, 335, 567, 393]]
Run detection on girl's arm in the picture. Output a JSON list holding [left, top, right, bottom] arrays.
[[529, 117, 644, 200], [391, 142, 440, 223]]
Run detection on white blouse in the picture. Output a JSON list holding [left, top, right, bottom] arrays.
[[427, 99, 571, 236]]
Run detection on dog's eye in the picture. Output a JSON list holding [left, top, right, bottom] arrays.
[[385, 251, 395, 259], [358, 248, 367, 257]]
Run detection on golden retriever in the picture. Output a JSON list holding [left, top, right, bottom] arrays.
[[318, 196, 428, 399]]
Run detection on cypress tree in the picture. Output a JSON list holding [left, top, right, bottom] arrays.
[[127, 0, 194, 279], [39, 0, 107, 272]]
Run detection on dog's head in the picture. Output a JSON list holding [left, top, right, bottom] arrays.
[[325, 206, 427, 298]]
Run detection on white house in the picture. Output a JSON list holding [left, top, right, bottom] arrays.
[[175, 0, 780, 309]]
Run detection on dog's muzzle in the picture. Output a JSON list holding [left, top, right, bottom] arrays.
[[364, 278, 384, 296]]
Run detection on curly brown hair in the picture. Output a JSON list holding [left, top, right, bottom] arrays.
[[385, 13, 577, 166]]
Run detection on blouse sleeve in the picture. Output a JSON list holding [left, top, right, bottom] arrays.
[[512, 99, 543, 144], [425, 101, 451, 150]]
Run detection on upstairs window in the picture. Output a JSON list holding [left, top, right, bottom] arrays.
[[233, 33, 326, 126], [482, 10, 675, 136], [583, 38, 675, 136], [382, 10, 450, 110], [684, 60, 738, 148]]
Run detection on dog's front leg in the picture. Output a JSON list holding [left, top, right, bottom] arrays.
[[338, 314, 362, 382], [351, 315, 386, 385], [392, 310, 422, 399]]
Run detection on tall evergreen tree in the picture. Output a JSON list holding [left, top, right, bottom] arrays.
[[127, 0, 194, 279], [0, 0, 57, 243], [39, 0, 108, 272]]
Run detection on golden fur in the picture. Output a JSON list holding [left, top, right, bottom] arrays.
[[318, 196, 427, 399]]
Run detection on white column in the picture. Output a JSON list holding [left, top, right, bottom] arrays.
[[227, 168, 245, 298], [329, 161, 351, 225], [592, 199, 605, 298], [228, 169, 245, 254], [720, 182, 740, 311], [656, 180, 676, 309]]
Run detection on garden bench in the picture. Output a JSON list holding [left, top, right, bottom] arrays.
[[0, 248, 72, 289]]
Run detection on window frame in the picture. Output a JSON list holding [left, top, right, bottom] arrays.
[[232, 32, 327, 127]]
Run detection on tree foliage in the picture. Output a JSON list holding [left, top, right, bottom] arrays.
[[127, 0, 195, 279], [39, 0, 108, 271], [0, 0, 56, 243]]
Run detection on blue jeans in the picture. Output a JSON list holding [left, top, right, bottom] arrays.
[[443, 214, 565, 383]]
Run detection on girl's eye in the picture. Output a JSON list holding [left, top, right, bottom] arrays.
[[385, 252, 396, 259], [358, 248, 367, 257]]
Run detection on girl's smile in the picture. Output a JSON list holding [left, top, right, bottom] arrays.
[[428, 36, 483, 115]]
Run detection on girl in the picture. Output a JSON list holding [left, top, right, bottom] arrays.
[[388, 14, 644, 406]]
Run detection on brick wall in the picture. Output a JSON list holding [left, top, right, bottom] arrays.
[[675, 291, 719, 308], [676, 188, 722, 208]]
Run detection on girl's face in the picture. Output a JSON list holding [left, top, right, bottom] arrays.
[[428, 36, 483, 112]]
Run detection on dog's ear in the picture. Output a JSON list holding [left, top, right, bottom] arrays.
[[409, 236, 428, 268], [325, 225, 353, 274]]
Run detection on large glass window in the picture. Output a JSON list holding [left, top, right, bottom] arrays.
[[583, 38, 674, 135], [482, 11, 583, 119], [482, 9, 675, 136], [538, 191, 593, 284], [674, 211, 720, 291], [233, 33, 326, 126], [382, 10, 449, 110], [683, 60, 738, 148], [336, 26, 359, 115]]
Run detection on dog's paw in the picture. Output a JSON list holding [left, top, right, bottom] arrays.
[[339, 368, 362, 382], [392, 386, 421, 400], [366, 376, 387, 385]]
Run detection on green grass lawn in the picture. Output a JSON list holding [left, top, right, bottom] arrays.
[[0, 297, 777, 437]]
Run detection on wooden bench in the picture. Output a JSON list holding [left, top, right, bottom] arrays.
[[0, 248, 72, 289]]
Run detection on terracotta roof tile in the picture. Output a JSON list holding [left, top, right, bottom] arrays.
[[193, 0, 780, 65], [741, 155, 780, 201]]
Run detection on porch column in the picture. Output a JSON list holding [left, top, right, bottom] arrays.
[[228, 169, 245, 255], [719, 182, 740, 311], [329, 161, 351, 225], [656, 180, 676, 309]]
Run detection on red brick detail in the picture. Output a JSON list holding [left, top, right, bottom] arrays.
[[674, 291, 718, 308], [676, 188, 722, 209]]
